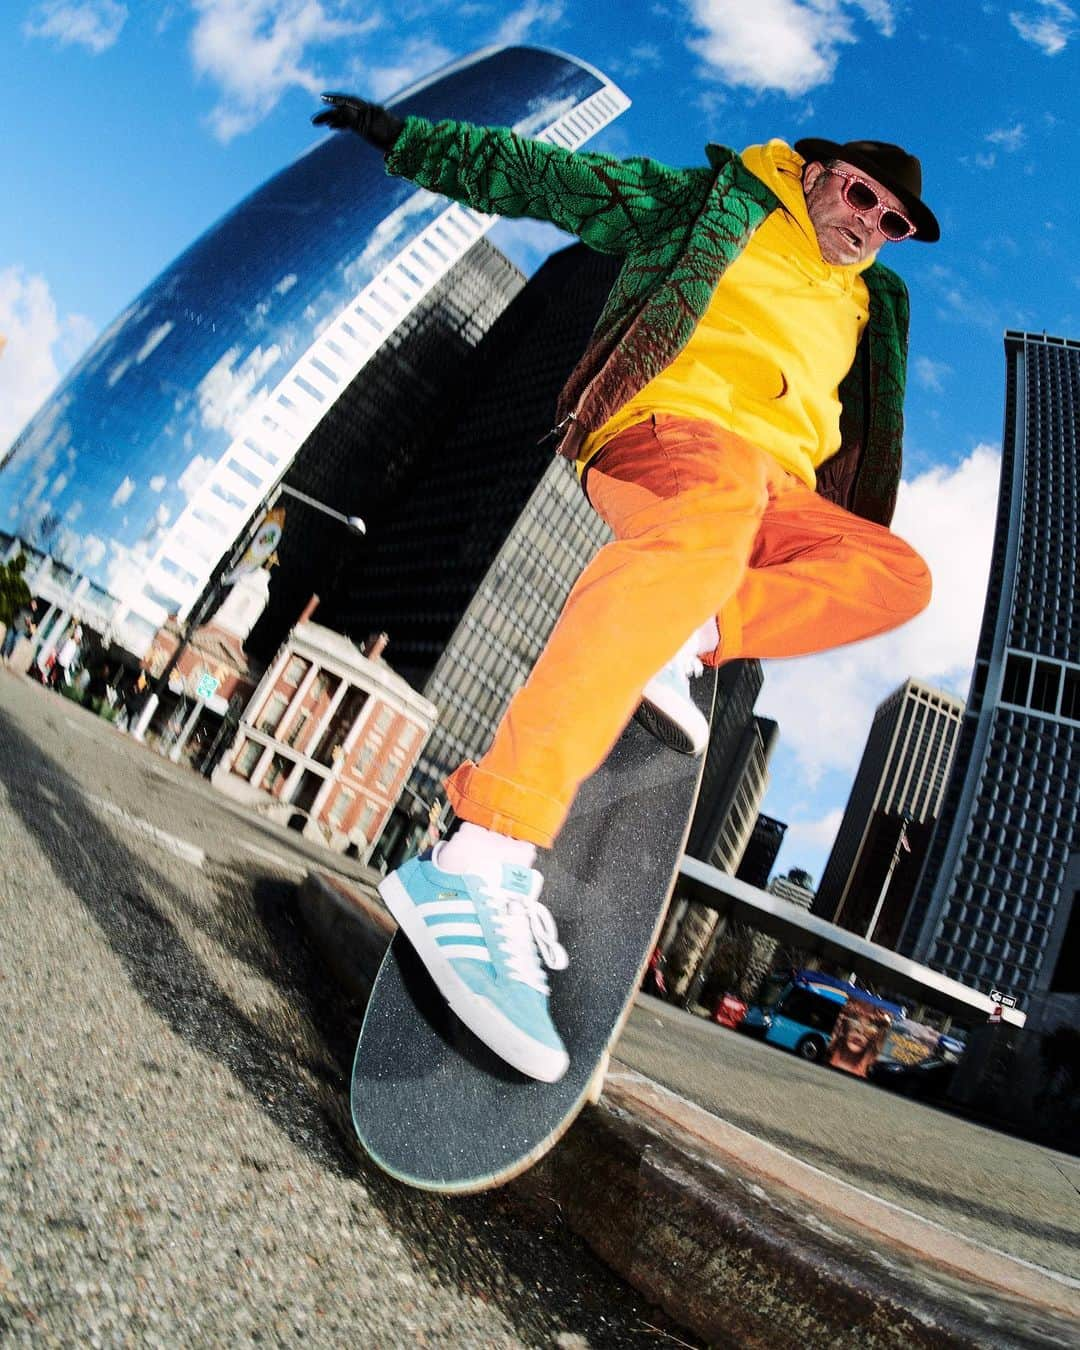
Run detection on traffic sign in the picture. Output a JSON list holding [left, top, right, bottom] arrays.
[[989, 989, 1017, 1007]]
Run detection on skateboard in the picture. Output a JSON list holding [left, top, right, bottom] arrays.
[[351, 670, 717, 1193]]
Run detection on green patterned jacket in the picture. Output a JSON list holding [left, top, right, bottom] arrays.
[[385, 116, 910, 527]]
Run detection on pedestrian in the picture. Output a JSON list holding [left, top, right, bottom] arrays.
[[53, 623, 83, 688], [312, 94, 938, 1081], [1, 600, 36, 663]]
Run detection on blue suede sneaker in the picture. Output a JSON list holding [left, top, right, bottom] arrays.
[[378, 846, 570, 1082], [635, 649, 709, 755]]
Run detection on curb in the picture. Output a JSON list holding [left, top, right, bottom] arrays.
[[297, 869, 1079, 1349]]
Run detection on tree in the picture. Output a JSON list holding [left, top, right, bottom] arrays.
[[0, 553, 32, 628]]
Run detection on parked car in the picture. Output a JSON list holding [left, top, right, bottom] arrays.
[[866, 1055, 956, 1101], [711, 992, 748, 1029]]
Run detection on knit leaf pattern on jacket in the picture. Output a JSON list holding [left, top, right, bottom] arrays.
[[386, 116, 909, 527]]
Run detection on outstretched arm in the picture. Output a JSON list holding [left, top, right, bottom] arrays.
[[313, 94, 710, 257]]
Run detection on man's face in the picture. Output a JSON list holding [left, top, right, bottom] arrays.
[[803, 160, 910, 265]]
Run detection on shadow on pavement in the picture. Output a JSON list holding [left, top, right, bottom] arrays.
[[0, 700, 697, 1349]]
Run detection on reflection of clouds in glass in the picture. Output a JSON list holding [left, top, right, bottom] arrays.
[[111, 475, 136, 508], [518, 93, 577, 134], [155, 502, 171, 527], [149, 474, 167, 492], [343, 191, 441, 289], [4, 390, 72, 475], [51, 472, 69, 497], [196, 343, 282, 434], [107, 356, 133, 387], [274, 274, 298, 296], [178, 454, 215, 500], [82, 300, 150, 379], [65, 500, 84, 524], [136, 320, 175, 363]]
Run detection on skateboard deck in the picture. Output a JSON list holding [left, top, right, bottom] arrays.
[[351, 670, 717, 1193]]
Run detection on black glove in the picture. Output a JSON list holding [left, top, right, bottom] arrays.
[[311, 93, 404, 151]]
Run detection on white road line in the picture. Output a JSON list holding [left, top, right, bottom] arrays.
[[240, 842, 307, 875], [84, 793, 206, 869], [238, 841, 366, 888]]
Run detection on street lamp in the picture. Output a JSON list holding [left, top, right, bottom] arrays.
[[130, 481, 364, 742], [276, 483, 365, 537]]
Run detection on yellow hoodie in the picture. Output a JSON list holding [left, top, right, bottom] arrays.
[[580, 140, 875, 489]]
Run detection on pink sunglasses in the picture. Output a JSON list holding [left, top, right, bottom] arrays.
[[825, 166, 917, 242]]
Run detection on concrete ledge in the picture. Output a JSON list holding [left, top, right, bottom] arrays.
[[298, 869, 1079, 1348]]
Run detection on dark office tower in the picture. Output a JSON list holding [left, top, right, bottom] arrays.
[[736, 814, 788, 890], [686, 661, 768, 864], [813, 678, 964, 946], [0, 47, 628, 655], [289, 241, 623, 814], [902, 333, 1080, 1008]]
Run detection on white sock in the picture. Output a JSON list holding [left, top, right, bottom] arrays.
[[435, 821, 537, 874], [695, 615, 720, 656]]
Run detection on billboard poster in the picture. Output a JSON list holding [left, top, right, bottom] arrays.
[[879, 1017, 942, 1068], [826, 998, 893, 1077]]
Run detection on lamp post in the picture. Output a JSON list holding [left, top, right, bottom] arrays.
[[130, 482, 364, 743], [275, 483, 366, 537]]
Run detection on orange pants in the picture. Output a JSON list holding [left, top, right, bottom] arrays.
[[445, 415, 931, 847]]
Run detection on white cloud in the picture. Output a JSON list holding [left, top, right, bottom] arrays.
[[758, 445, 1000, 787], [366, 38, 456, 102], [0, 266, 95, 454], [492, 1, 564, 47], [1010, 0, 1077, 55], [136, 320, 175, 364], [190, 0, 378, 142], [985, 123, 1026, 151], [24, 0, 128, 53], [149, 474, 167, 492], [684, 0, 897, 96], [913, 355, 952, 393], [111, 475, 136, 508], [785, 807, 845, 852]]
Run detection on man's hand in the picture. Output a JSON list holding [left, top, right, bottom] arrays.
[[311, 93, 404, 151]]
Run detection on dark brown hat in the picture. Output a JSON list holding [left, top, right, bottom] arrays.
[[794, 137, 940, 242]]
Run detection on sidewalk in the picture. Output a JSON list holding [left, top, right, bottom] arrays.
[[298, 869, 1080, 1349]]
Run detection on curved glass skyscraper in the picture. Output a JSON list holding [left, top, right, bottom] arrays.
[[0, 46, 628, 654]]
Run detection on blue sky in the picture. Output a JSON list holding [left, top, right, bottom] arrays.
[[2, 1, 1078, 884]]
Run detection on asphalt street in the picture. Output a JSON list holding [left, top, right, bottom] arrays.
[[0, 672, 697, 1348], [618, 999, 1080, 1282]]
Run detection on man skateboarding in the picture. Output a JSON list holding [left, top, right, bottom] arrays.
[[313, 93, 939, 1083]]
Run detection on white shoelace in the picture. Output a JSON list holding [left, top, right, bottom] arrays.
[[490, 894, 568, 994]]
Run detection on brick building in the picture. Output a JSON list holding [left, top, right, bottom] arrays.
[[213, 610, 436, 858]]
